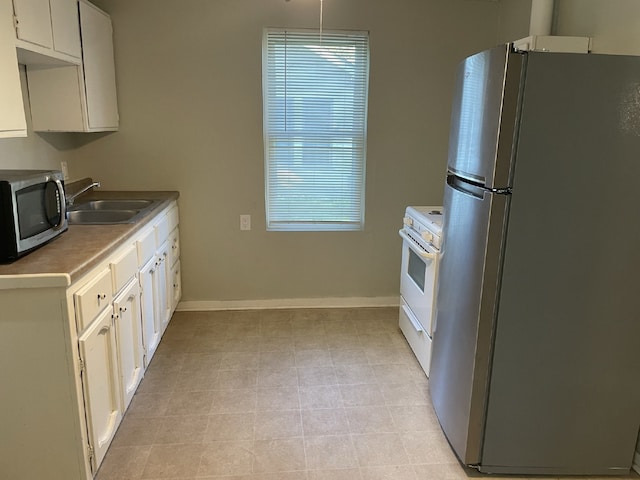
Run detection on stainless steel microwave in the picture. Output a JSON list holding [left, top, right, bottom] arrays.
[[0, 169, 67, 262]]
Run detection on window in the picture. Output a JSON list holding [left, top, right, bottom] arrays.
[[262, 29, 370, 231]]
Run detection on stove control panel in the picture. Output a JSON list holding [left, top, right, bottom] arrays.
[[403, 205, 443, 251]]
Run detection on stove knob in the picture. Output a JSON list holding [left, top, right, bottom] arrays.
[[422, 231, 434, 242], [403, 217, 413, 227]]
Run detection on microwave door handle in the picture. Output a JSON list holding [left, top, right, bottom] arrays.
[[398, 229, 437, 259], [53, 179, 66, 230]]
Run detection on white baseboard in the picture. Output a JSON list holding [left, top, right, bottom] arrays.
[[176, 296, 400, 312], [633, 451, 640, 475]]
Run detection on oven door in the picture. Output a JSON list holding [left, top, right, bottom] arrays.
[[399, 228, 439, 336]]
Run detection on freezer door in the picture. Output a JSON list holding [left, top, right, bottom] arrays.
[[447, 44, 523, 189], [429, 175, 509, 465]]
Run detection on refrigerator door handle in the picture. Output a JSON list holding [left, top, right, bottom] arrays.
[[447, 174, 487, 199], [447, 174, 512, 196]]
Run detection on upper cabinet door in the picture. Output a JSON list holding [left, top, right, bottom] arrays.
[[50, 0, 81, 57], [12, 0, 53, 48], [79, 0, 118, 130], [1, 0, 27, 137]]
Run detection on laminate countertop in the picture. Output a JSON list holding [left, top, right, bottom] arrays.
[[0, 191, 179, 287]]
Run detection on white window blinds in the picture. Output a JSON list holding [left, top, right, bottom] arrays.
[[263, 29, 370, 231]]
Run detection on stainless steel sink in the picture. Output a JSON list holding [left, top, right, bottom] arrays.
[[67, 209, 140, 224], [72, 199, 154, 211], [67, 198, 161, 225]]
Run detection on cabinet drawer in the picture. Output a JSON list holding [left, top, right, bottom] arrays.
[[168, 227, 180, 266], [167, 204, 179, 232], [398, 300, 431, 378], [75, 267, 112, 332], [155, 213, 170, 246], [110, 245, 138, 294], [155, 204, 179, 246], [136, 227, 156, 266]]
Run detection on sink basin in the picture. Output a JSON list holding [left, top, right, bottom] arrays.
[[67, 209, 140, 224], [71, 199, 154, 211], [67, 197, 161, 225]]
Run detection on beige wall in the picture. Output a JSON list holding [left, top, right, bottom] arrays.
[[556, 0, 640, 54], [12, 0, 637, 305], [66, 0, 503, 304], [495, 0, 640, 55], [2, 1, 636, 305], [497, 0, 532, 44]]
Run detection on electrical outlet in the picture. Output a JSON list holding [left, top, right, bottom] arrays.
[[60, 161, 69, 180], [240, 214, 251, 231]]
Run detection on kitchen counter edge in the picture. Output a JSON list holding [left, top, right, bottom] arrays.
[[0, 191, 179, 288]]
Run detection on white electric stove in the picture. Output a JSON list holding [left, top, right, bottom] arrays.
[[398, 205, 443, 377]]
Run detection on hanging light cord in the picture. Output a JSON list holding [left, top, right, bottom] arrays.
[[320, 0, 324, 39]]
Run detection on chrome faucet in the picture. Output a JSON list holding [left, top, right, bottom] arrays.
[[66, 181, 100, 206]]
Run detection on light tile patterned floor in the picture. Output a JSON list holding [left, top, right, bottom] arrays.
[[95, 308, 639, 480]]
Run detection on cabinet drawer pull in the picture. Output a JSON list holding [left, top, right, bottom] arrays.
[[97, 293, 107, 301], [120, 307, 127, 313], [98, 325, 110, 335]]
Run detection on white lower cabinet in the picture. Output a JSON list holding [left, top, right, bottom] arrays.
[[78, 306, 122, 471], [139, 256, 162, 366], [157, 241, 171, 335], [171, 260, 182, 312], [0, 199, 181, 480], [137, 205, 180, 368], [113, 278, 144, 409], [78, 201, 181, 475]]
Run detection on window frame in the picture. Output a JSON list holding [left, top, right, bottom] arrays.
[[262, 28, 370, 232]]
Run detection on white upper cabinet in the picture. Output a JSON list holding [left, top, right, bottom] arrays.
[[50, 0, 81, 57], [79, 0, 118, 130], [13, 0, 53, 48], [26, 0, 119, 132], [0, 0, 27, 137], [13, 0, 81, 64]]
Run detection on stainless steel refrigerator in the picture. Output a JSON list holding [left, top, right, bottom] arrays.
[[429, 43, 640, 476]]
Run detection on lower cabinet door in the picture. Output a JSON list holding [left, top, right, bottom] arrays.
[[78, 307, 123, 472], [113, 278, 145, 409], [156, 244, 171, 335], [170, 260, 181, 313], [140, 257, 161, 365]]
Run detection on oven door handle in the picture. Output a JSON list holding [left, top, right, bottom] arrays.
[[398, 229, 437, 260], [401, 302, 425, 333]]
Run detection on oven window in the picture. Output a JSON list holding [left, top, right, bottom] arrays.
[[16, 182, 60, 239], [408, 248, 426, 292]]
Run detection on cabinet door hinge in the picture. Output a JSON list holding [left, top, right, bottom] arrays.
[[87, 444, 94, 460], [79, 358, 85, 373], [13, 14, 18, 30]]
